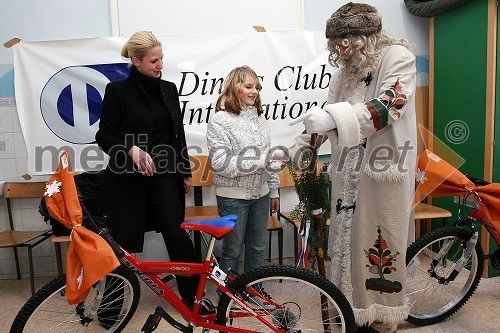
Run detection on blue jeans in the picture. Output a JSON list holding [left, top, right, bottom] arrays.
[[216, 194, 270, 275]]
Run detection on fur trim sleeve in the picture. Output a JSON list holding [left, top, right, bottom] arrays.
[[324, 102, 362, 148]]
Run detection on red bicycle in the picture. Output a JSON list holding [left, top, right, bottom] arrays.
[[10, 202, 355, 332], [405, 149, 500, 326]]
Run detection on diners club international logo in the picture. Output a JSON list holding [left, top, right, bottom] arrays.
[[40, 63, 129, 144]]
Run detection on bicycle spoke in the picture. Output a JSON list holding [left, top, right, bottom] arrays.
[[406, 228, 483, 326], [217, 266, 355, 332], [11, 267, 141, 333]]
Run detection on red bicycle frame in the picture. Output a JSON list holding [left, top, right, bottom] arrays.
[[116, 240, 285, 333]]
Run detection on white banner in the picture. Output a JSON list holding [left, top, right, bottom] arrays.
[[13, 31, 333, 174]]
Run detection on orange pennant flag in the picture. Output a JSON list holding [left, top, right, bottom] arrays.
[[44, 151, 120, 304]]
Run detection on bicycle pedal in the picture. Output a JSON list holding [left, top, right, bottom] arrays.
[[144, 306, 193, 333], [141, 311, 162, 333]]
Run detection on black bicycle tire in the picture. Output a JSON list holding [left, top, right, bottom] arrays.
[[216, 264, 356, 332], [10, 265, 141, 333], [405, 227, 484, 326]]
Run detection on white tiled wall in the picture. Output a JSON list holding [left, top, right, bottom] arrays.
[[0, 106, 56, 280], [0, 108, 12, 132]]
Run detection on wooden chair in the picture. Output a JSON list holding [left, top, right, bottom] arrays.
[[414, 202, 452, 238], [267, 212, 284, 265], [274, 167, 298, 261], [0, 182, 53, 294], [186, 155, 218, 219], [51, 235, 70, 276], [185, 155, 218, 260]]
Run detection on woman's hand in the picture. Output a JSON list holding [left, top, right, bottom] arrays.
[[128, 146, 156, 176], [183, 177, 192, 193], [270, 198, 280, 214]]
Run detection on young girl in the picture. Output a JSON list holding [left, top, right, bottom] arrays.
[[206, 65, 280, 275]]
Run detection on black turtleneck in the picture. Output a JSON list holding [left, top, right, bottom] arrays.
[[129, 67, 174, 172]]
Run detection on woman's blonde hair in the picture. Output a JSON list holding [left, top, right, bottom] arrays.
[[121, 31, 162, 60], [215, 66, 264, 115]]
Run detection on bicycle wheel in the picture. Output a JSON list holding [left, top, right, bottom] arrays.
[[216, 265, 355, 333], [405, 227, 484, 326], [10, 265, 141, 332]]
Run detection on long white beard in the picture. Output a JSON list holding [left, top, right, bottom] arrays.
[[336, 50, 383, 104], [337, 67, 370, 104]]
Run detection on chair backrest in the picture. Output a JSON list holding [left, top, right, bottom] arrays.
[[2, 182, 47, 230], [188, 155, 215, 208], [189, 155, 214, 187], [3, 182, 46, 198], [278, 162, 328, 189], [1, 182, 53, 295], [278, 167, 295, 188]]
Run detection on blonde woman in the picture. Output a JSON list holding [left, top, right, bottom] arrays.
[[96, 31, 199, 307]]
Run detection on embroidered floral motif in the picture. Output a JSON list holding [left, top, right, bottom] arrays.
[[364, 225, 402, 294], [365, 79, 407, 130]]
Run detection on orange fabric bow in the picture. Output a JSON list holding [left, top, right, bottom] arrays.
[[417, 149, 500, 245]]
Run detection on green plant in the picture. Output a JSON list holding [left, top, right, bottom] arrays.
[[288, 152, 331, 262]]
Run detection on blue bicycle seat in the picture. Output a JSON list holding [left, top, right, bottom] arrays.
[[181, 214, 238, 238]]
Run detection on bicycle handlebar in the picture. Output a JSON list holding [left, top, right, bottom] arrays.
[[464, 174, 490, 187]]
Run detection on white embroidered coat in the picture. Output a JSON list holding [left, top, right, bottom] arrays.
[[292, 45, 417, 327]]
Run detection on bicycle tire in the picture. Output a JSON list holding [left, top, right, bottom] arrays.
[[405, 227, 484, 326], [216, 265, 356, 332], [10, 265, 141, 332]]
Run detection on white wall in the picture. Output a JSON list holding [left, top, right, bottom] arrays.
[[0, 0, 111, 63], [115, 0, 303, 37], [0, 0, 428, 279]]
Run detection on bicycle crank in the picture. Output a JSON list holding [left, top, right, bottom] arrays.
[[141, 306, 193, 333]]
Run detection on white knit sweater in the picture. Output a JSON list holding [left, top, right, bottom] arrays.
[[207, 105, 279, 200]]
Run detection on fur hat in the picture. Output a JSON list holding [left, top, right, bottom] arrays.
[[326, 2, 382, 39]]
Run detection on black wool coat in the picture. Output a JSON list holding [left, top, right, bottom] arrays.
[[95, 72, 191, 252]]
